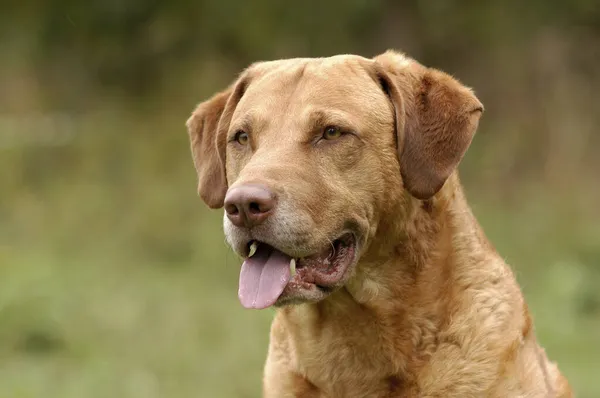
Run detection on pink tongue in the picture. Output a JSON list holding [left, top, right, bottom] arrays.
[[238, 245, 292, 309]]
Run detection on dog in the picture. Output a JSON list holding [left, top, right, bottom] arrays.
[[186, 50, 572, 397]]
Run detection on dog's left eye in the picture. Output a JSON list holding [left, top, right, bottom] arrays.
[[323, 126, 343, 140]]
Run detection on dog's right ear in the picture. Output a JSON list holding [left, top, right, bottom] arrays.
[[186, 78, 249, 209]]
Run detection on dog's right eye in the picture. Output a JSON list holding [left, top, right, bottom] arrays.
[[234, 130, 249, 145]]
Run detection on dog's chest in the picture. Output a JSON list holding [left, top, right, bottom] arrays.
[[297, 346, 413, 398], [286, 310, 414, 397]]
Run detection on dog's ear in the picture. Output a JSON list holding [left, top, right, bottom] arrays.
[[373, 51, 483, 200], [186, 77, 249, 208]]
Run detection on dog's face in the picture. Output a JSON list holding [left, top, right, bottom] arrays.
[[187, 51, 483, 309]]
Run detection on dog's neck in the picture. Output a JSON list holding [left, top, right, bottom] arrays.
[[278, 175, 495, 380], [353, 174, 488, 304]]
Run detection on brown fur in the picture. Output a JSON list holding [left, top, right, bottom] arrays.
[[187, 51, 572, 397]]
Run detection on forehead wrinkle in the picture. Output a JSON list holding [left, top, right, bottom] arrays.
[[267, 63, 309, 110], [241, 61, 309, 113], [258, 61, 308, 90], [303, 108, 361, 131], [235, 63, 311, 140], [298, 79, 379, 117], [231, 111, 271, 136]]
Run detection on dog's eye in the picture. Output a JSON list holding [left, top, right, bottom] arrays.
[[323, 126, 343, 140], [234, 130, 249, 145]]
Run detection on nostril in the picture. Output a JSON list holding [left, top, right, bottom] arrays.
[[225, 203, 240, 216], [248, 202, 262, 214]]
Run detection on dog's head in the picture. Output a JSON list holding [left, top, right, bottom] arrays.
[[187, 51, 483, 309]]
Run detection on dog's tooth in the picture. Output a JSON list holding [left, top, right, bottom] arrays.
[[248, 241, 258, 258], [290, 258, 296, 277]]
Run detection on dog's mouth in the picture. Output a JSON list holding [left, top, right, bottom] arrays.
[[238, 233, 357, 309]]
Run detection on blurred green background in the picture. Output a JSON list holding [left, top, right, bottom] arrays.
[[1, 1, 599, 397]]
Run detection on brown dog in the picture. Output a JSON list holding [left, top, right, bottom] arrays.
[[186, 51, 572, 397]]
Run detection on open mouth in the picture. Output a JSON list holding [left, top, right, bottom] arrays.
[[238, 233, 357, 309]]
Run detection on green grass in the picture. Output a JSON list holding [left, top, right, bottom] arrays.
[[1, 112, 599, 397]]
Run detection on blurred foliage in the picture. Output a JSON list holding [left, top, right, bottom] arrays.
[[1, 1, 599, 397]]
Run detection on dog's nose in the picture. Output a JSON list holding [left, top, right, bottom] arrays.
[[224, 184, 276, 228]]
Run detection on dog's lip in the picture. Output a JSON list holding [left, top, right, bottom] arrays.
[[244, 232, 357, 290], [244, 232, 355, 264], [297, 233, 356, 285]]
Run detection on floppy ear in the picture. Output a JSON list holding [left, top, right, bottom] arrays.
[[373, 51, 484, 200], [186, 78, 248, 208]]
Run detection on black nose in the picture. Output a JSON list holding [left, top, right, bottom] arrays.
[[224, 184, 276, 228]]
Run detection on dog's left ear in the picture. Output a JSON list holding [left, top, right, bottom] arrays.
[[373, 51, 484, 200]]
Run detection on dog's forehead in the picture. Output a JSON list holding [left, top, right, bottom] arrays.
[[235, 55, 386, 119], [248, 54, 370, 79]]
